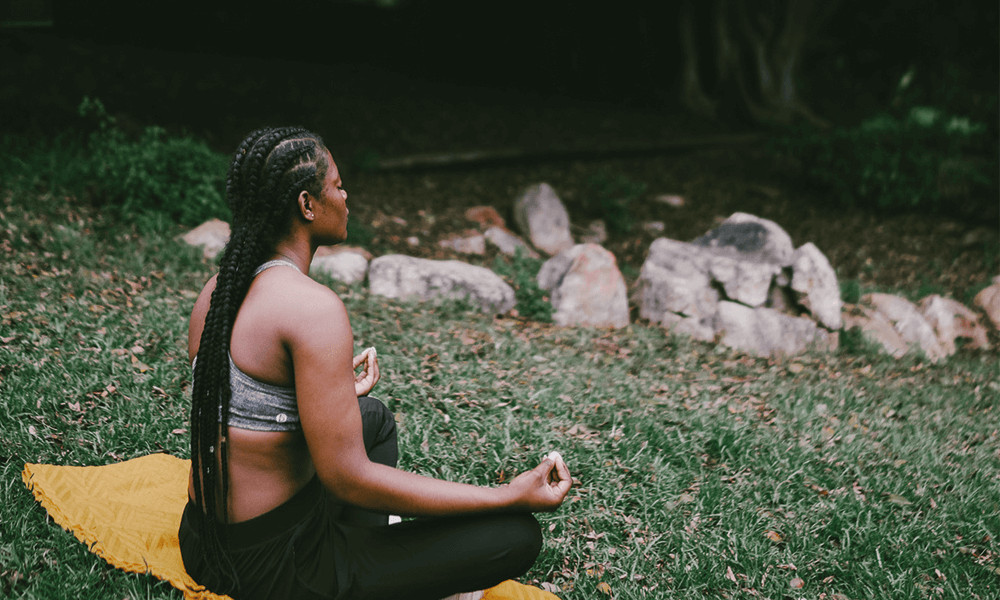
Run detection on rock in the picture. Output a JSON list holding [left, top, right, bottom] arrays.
[[919, 295, 991, 352], [640, 236, 779, 310], [438, 232, 486, 255], [974, 276, 1000, 332], [847, 293, 948, 361], [368, 254, 515, 314], [637, 238, 720, 327], [654, 194, 685, 208], [311, 250, 369, 285], [638, 214, 842, 357], [537, 244, 629, 328], [707, 254, 782, 308], [790, 242, 843, 330], [180, 218, 230, 258], [660, 312, 716, 342], [715, 301, 837, 357], [464, 206, 506, 229], [643, 221, 666, 235], [512, 183, 574, 256], [843, 304, 911, 358], [483, 226, 539, 258], [693, 212, 795, 267]]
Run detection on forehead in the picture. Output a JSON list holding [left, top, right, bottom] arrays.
[[324, 151, 340, 182]]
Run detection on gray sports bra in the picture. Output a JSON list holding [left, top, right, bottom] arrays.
[[194, 259, 303, 432]]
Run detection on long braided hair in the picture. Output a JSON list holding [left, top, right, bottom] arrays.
[[189, 127, 329, 589]]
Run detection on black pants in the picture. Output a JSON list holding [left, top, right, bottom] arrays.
[[179, 396, 542, 600]]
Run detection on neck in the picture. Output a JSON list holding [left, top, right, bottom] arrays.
[[270, 243, 312, 274]]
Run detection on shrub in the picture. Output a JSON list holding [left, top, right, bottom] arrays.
[[77, 97, 230, 228], [492, 249, 553, 322], [580, 169, 647, 235], [774, 104, 995, 217]]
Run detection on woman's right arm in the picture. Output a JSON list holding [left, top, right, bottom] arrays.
[[284, 282, 571, 517]]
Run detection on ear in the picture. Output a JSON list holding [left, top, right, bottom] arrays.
[[297, 190, 315, 221]]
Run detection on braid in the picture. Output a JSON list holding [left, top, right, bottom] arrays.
[[189, 126, 329, 593]]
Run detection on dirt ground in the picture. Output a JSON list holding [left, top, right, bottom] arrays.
[[3, 31, 997, 304]]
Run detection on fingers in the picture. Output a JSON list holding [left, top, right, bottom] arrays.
[[369, 351, 381, 386], [553, 453, 571, 484], [353, 348, 381, 397], [532, 452, 572, 506]]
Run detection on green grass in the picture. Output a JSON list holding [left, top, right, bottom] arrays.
[[2, 186, 999, 599]]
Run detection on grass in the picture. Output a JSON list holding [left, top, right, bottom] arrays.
[[2, 185, 999, 599]]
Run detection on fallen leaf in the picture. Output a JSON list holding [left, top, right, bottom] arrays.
[[725, 566, 737, 582], [765, 530, 783, 543], [790, 577, 805, 589], [540, 582, 561, 593], [887, 493, 912, 506], [565, 423, 600, 439], [597, 581, 612, 596]]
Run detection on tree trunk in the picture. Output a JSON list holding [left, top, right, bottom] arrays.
[[676, 0, 839, 127]]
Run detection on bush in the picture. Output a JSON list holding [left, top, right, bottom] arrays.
[[492, 249, 553, 323], [580, 169, 647, 235], [774, 103, 995, 217], [77, 97, 230, 228]]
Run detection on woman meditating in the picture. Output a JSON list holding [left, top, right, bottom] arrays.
[[178, 127, 572, 600]]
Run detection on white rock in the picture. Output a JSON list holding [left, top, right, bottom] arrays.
[[643, 221, 666, 235], [180, 218, 230, 259], [693, 212, 795, 267], [484, 227, 539, 258], [637, 238, 720, 325], [855, 293, 948, 362], [310, 251, 369, 285], [919, 294, 991, 353], [843, 305, 911, 358], [660, 312, 716, 342], [537, 244, 629, 328], [790, 242, 843, 330], [974, 276, 1000, 333], [654, 194, 686, 208], [512, 183, 574, 256], [368, 255, 515, 314], [438, 232, 486, 255], [707, 254, 782, 308], [715, 301, 837, 357]]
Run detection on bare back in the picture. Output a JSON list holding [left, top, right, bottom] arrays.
[[188, 266, 326, 522]]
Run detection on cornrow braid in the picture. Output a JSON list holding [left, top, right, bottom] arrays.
[[189, 127, 328, 593]]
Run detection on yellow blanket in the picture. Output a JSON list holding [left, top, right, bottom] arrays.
[[22, 454, 559, 600]]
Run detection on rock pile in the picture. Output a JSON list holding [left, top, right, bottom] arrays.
[[180, 182, 998, 361], [843, 291, 992, 362], [636, 213, 840, 357]]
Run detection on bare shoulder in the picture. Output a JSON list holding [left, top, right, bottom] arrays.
[[259, 270, 352, 347]]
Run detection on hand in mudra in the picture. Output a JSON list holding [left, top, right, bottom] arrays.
[[353, 347, 380, 397], [507, 451, 572, 512]]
